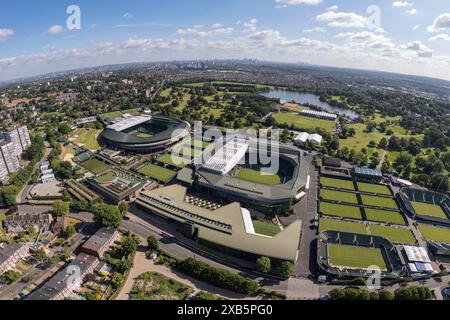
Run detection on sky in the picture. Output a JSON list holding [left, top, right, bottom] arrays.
[[1, 0, 450, 81]]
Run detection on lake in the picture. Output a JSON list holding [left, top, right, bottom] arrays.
[[261, 90, 359, 119]]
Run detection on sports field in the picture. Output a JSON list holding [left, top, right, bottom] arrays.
[[252, 220, 281, 237], [96, 171, 117, 183], [273, 112, 336, 132], [71, 128, 101, 151], [360, 195, 398, 210], [236, 169, 281, 185], [411, 202, 448, 219], [81, 159, 110, 174], [319, 202, 363, 220], [158, 154, 188, 169], [357, 182, 391, 195], [418, 225, 450, 244], [138, 164, 177, 183], [365, 208, 406, 225], [320, 177, 355, 190], [368, 225, 416, 244], [319, 218, 368, 234], [320, 189, 358, 204], [328, 244, 387, 270]]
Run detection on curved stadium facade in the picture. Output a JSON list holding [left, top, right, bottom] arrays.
[[101, 115, 191, 153]]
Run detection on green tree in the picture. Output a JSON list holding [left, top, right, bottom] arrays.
[[147, 236, 159, 252], [53, 200, 70, 217], [378, 289, 394, 300], [278, 261, 293, 279], [111, 272, 124, 290], [93, 204, 122, 228], [118, 202, 129, 216], [64, 225, 76, 239], [256, 256, 271, 274], [120, 234, 140, 257]]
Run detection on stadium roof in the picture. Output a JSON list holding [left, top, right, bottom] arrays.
[[136, 185, 301, 261], [354, 167, 383, 177], [107, 115, 152, 132], [404, 245, 432, 263], [202, 136, 249, 175]]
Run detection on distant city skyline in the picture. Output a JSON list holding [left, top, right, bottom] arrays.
[[1, 0, 450, 81]]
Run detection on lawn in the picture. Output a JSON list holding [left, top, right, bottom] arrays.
[[96, 171, 117, 183], [80, 159, 110, 174], [273, 112, 336, 132], [71, 129, 101, 151], [320, 177, 355, 190], [138, 164, 177, 183], [357, 183, 391, 196], [411, 202, 448, 219], [364, 208, 406, 225], [368, 225, 416, 244], [320, 189, 358, 204], [235, 169, 281, 185], [252, 220, 281, 237], [129, 272, 193, 300], [100, 108, 141, 119], [319, 202, 363, 220], [360, 195, 398, 210], [328, 244, 387, 271], [158, 154, 188, 169], [418, 225, 450, 244], [319, 218, 368, 234]]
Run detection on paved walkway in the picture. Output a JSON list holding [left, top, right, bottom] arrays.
[[116, 250, 258, 300]]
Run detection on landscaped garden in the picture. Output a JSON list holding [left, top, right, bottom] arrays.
[[80, 159, 110, 174], [129, 272, 193, 300]]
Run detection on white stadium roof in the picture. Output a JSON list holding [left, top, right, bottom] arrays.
[[404, 246, 432, 263], [202, 136, 249, 175], [107, 115, 152, 132]]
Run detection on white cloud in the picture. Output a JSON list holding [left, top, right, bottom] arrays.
[[175, 24, 233, 37], [326, 5, 338, 11], [393, 1, 413, 7], [401, 41, 433, 57], [427, 13, 450, 33], [123, 12, 134, 19], [275, 0, 322, 8], [242, 19, 258, 32], [175, 25, 203, 35], [302, 27, 326, 33], [46, 25, 64, 35], [429, 33, 450, 41], [0, 28, 14, 41], [413, 24, 420, 30], [316, 10, 366, 28], [405, 9, 417, 15]]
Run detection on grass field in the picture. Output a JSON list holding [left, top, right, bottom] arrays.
[[130, 272, 193, 300], [364, 208, 406, 225], [357, 183, 391, 195], [319, 218, 368, 234], [100, 108, 141, 119], [360, 195, 398, 210], [96, 171, 117, 183], [319, 202, 363, 220], [138, 164, 177, 183], [320, 189, 359, 204], [81, 159, 110, 174], [320, 177, 355, 190], [235, 169, 281, 185], [252, 220, 281, 237], [71, 129, 101, 151], [411, 202, 448, 219], [158, 154, 188, 169], [273, 112, 336, 132], [418, 225, 450, 244], [368, 225, 416, 244], [328, 244, 387, 270]]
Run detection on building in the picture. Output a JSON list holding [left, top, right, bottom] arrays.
[[3, 213, 53, 234], [41, 173, 56, 184], [353, 166, 383, 182], [25, 253, 99, 300], [0, 140, 21, 181], [76, 117, 97, 126], [136, 185, 301, 263], [0, 124, 31, 157], [300, 109, 337, 121], [0, 243, 29, 274], [402, 245, 434, 276], [428, 241, 450, 256], [81, 228, 120, 259], [294, 132, 323, 146], [101, 115, 191, 153]]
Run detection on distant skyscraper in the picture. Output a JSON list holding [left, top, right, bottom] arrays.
[[0, 140, 21, 181], [0, 124, 31, 157]]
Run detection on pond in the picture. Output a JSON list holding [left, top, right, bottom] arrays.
[[261, 90, 359, 119]]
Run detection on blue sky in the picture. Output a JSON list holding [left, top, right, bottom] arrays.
[[1, 0, 450, 81]]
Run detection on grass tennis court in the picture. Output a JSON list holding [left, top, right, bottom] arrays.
[[273, 112, 336, 132], [319, 202, 363, 220], [158, 154, 188, 169], [360, 195, 398, 210], [320, 177, 355, 190], [368, 225, 416, 244], [320, 189, 358, 204], [328, 244, 387, 270], [411, 202, 448, 219], [138, 164, 177, 183], [81, 159, 110, 174], [418, 225, 450, 244], [319, 218, 368, 234], [357, 182, 391, 195], [365, 208, 406, 225], [235, 169, 281, 185], [71, 128, 101, 151], [252, 220, 281, 237]]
